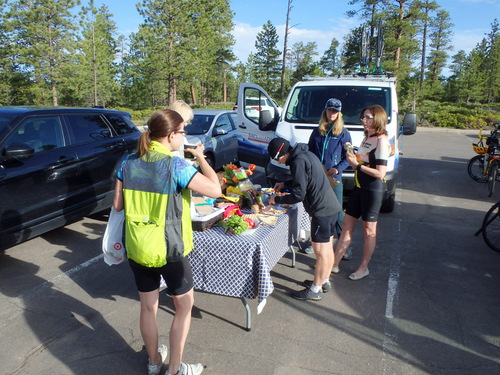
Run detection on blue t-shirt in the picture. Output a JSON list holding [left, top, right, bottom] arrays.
[[117, 141, 198, 191]]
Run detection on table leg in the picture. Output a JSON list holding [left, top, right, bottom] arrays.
[[289, 245, 296, 267], [240, 297, 251, 331]]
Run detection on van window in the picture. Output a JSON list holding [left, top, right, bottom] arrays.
[[284, 85, 391, 125]]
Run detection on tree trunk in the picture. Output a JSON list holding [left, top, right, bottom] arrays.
[[394, 0, 407, 69], [420, 2, 430, 88], [191, 84, 197, 105], [223, 69, 227, 102], [280, 0, 293, 101], [168, 72, 176, 106], [48, 23, 58, 106], [92, 14, 98, 106]]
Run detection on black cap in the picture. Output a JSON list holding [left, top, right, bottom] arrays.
[[268, 138, 291, 160]]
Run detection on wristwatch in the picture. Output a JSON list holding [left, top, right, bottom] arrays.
[[356, 164, 362, 171]]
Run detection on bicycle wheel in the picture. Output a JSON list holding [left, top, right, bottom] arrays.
[[488, 161, 499, 197], [482, 201, 500, 252], [467, 155, 487, 183]]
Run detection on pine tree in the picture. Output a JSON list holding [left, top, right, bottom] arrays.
[[319, 38, 341, 76], [254, 20, 282, 94], [8, 0, 79, 106], [341, 26, 363, 73], [76, 1, 120, 107], [483, 19, 500, 103], [412, 0, 439, 87], [423, 9, 453, 99], [290, 41, 320, 83]]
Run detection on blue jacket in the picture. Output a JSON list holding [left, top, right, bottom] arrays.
[[308, 127, 352, 182]]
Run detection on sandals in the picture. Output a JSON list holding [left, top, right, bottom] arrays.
[[349, 269, 369, 281]]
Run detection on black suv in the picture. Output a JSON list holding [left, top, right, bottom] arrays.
[[0, 107, 141, 250]]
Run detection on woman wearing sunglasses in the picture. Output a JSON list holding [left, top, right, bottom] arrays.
[[332, 105, 390, 281], [113, 109, 220, 375]]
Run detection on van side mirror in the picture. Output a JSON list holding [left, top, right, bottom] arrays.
[[259, 109, 277, 131], [402, 113, 417, 135]]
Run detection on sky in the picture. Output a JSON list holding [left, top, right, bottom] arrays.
[[99, 0, 499, 64]]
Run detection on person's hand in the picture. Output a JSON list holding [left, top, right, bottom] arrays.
[[273, 182, 285, 192], [346, 154, 357, 168], [327, 167, 338, 176], [186, 144, 205, 160], [269, 194, 276, 205]]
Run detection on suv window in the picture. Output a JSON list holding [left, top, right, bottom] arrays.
[[105, 114, 138, 135], [65, 114, 112, 144], [4, 116, 64, 153], [284, 85, 391, 125]]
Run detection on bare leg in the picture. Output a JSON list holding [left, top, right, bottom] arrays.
[[312, 237, 334, 286], [333, 214, 358, 269], [168, 288, 195, 374], [351, 220, 377, 277], [138, 289, 161, 365]]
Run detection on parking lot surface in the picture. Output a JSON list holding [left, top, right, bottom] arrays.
[[0, 128, 499, 375]]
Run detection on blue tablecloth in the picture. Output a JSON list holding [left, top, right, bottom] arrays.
[[188, 203, 310, 310]]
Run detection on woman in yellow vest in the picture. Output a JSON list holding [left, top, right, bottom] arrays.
[[113, 109, 221, 375]]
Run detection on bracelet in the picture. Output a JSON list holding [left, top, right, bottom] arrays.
[[356, 164, 362, 171]]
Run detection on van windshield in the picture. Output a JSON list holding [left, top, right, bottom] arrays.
[[284, 85, 392, 125]]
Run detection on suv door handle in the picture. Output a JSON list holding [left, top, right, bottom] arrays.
[[45, 156, 75, 171], [110, 141, 126, 149], [239, 124, 247, 129]]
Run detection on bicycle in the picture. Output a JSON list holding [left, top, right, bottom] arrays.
[[475, 200, 500, 252], [467, 122, 500, 196]]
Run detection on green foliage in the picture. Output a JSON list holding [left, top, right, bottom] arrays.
[[320, 38, 341, 76], [7, 0, 80, 106], [254, 20, 282, 95], [412, 100, 500, 129], [0, 0, 498, 130], [76, 1, 121, 107]]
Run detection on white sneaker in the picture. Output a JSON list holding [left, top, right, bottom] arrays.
[[179, 362, 204, 375], [147, 345, 168, 375]]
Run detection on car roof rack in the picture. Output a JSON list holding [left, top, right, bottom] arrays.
[[302, 73, 396, 82]]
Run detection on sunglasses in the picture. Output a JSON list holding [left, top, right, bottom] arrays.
[[173, 130, 187, 136], [360, 115, 374, 120]]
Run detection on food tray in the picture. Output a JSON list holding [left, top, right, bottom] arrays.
[[192, 207, 224, 231], [259, 206, 287, 216]]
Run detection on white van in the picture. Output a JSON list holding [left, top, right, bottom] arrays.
[[235, 75, 417, 212]]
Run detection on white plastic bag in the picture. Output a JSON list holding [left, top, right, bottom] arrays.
[[102, 207, 126, 266]]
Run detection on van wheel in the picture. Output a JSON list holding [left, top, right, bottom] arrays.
[[380, 192, 395, 213]]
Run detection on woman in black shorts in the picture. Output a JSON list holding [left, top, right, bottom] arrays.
[[113, 110, 221, 375], [332, 105, 390, 280]]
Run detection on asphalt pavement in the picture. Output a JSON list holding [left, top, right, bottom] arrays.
[[0, 128, 499, 375]]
